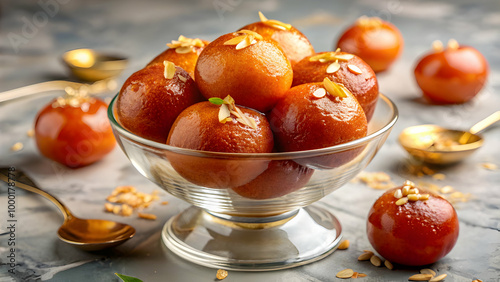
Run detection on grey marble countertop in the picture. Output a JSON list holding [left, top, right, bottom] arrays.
[[1, 0, 499, 281]]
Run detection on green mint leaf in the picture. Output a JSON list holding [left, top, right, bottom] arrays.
[[208, 97, 225, 105], [115, 273, 143, 282]]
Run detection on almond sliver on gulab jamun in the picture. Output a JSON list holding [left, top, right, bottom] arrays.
[[269, 79, 368, 169], [117, 61, 204, 143], [166, 97, 274, 189], [239, 12, 315, 66], [194, 30, 293, 113], [293, 50, 379, 121], [146, 35, 210, 79]]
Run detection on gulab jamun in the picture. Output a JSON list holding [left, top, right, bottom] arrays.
[[367, 181, 459, 266], [166, 96, 274, 188], [239, 12, 315, 66], [269, 78, 367, 168], [232, 160, 314, 200], [414, 39, 489, 104], [293, 50, 379, 121], [195, 30, 293, 113], [117, 61, 204, 143], [147, 36, 209, 79], [336, 16, 403, 73]]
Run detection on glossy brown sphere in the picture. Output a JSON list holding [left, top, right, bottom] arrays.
[[167, 101, 274, 188], [232, 160, 314, 200], [293, 51, 379, 121], [239, 22, 315, 66], [367, 186, 459, 266], [195, 32, 293, 113], [147, 39, 209, 79], [117, 63, 204, 143], [269, 82, 367, 168], [336, 16, 404, 73]]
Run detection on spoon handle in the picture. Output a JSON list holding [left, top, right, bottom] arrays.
[[469, 111, 500, 134], [0, 79, 117, 103], [0, 174, 73, 221]]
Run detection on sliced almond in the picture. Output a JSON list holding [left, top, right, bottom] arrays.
[[174, 46, 192, 54], [407, 194, 420, 202], [420, 269, 436, 276], [163, 61, 176, 79], [334, 53, 354, 61], [357, 273, 367, 277], [347, 64, 363, 74], [394, 189, 403, 199], [337, 239, 350, 250], [447, 39, 459, 50], [409, 274, 434, 281], [326, 61, 341, 73], [313, 88, 326, 98], [138, 212, 157, 220], [258, 11, 268, 22], [235, 36, 256, 50], [370, 255, 382, 267], [396, 197, 408, 205], [384, 260, 394, 270], [323, 78, 348, 98], [419, 194, 430, 200], [216, 269, 228, 280], [336, 269, 354, 279], [429, 274, 447, 282], [351, 272, 358, 278], [10, 142, 23, 152], [218, 104, 231, 123], [358, 251, 373, 261], [238, 29, 263, 40], [432, 40, 444, 52], [224, 35, 247, 46], [178, 75, 188, 82]]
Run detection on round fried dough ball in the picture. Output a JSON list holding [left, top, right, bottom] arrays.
[[166, 100, 274, 188], [293, 51, 379, 121], [117, 62, 203, 143], [195, 31, 293, 113]]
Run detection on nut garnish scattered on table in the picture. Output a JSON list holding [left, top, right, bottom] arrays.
[[338, 239, 350, 250], [104, 185, 161, 218], [357, 250, 374, 261], [409, 273, 434, 281], [336, 269, 354, 279], [26, 129, 35, 137], [216, 269, 228, 280], [10, 142, 23, 152], [352, 171, 395, 190], [481, 162, 497, 170]]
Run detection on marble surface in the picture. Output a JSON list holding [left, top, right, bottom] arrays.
[[1, 0, 499, 281]]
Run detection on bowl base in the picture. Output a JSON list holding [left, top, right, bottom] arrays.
[[162, 204, 342, 271]]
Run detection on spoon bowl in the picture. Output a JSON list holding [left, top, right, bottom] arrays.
[[62, 48, 128, 81], [399, 111, 500, 165], [0, 169, 135, 251]]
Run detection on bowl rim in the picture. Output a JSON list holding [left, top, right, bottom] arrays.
[[107, 93, 398, 159]]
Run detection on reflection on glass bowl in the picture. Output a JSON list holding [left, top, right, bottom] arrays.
[[108, 93, 398, 271]]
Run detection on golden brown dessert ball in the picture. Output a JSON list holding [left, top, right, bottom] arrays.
[[293, 51, 379, 121], [147, 36, 209, 79], [239, 12, 315, 66], [117, 62, 204, 143], [167, 99, 274, 188], [195, 30, 293, 113], [232, 160, 313, 200], [269, 80, 367, 168]]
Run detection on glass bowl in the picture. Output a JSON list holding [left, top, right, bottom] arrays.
[[108, 93, 398, 271]]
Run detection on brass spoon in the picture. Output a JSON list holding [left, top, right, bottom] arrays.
[[0, 169, 135, 251], [399, 111, 500, 165], [62, 48, 128, 81]]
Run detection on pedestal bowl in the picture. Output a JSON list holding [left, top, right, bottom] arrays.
[[108, 93, 398, 271]]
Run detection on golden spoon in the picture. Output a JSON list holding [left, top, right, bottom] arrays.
[[0, 169, 135, 251], [398, 111, 500, 165]]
